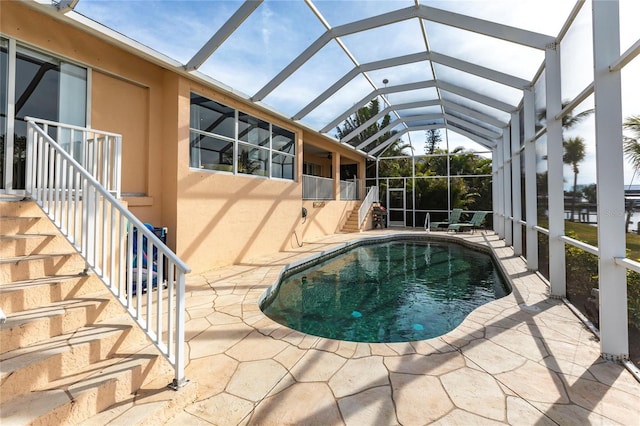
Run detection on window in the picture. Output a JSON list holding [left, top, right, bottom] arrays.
[[189, 92, 296, 180]]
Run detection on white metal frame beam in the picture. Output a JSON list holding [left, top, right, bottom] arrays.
[[592, 0, 628, 361], [341, 99, 507, 145], [438, 81, 517, 113], [293, 50, 529, 121], [545, 43, 566, 297], [416, 5, 554, 50], [185, 0, 263, 71], [503, 128, 513, 245], [444, 114, 502, 140], [341, 100, 440, 143], [524, 88, 538, 270], [354, 114, 444, 150], [511, 111, 522, 255], [253, 4, 551, 101], [320, 80, 438, 133]]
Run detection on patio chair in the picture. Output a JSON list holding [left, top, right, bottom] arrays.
[[447, 211, 488, 233], [429, 208, 463, 231]]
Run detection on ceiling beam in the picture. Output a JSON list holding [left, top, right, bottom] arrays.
[[320, 80, 438, 133], [438, 81, 516, 112], [254, 3, 549, 102], [444, 114, 502, 139], [428, 51, 530, 89], [293, 52, 429, 120], [442, 100, 508, 128], [340, 100, 440, 143], [294, 49, 528, 121], [446, 124, 496, 149], [417, 5, 555, 50], [185, 0, 263, 71], [355, 114, 444, 150]]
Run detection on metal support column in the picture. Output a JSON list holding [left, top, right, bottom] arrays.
[[524, 88, 538, 270], [511, 112, 522, 255], [545, 43, 566, 297], [496, 139, 505, 238], [592, 0, 628, 360], [503, 130, 513, 245], [492, 151, 499, 234], [333, 152, 340, 200]]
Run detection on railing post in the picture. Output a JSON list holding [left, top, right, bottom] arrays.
[[171, 271, 187, 389], [25, 123, 34, 197]]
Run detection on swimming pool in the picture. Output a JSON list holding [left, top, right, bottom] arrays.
[[260, 237, 510, 343]]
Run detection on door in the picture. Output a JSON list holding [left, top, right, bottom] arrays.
[[387, 187, 406, 227]]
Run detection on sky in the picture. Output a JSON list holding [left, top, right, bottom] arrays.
[[72, 0, 640, 188]]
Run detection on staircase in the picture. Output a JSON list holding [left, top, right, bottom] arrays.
[[0, 198, 195, 425], [341, 201, 364, 233]]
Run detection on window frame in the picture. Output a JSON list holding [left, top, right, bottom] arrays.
[[189, 92, 296, 181]]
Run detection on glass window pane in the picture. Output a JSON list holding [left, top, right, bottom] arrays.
[[272, 125, 295, 154], [190, 93, 235, 138], [272, 153, 294, 180], [190, 131, 233, 171], [15, 46, 60, 122], [238, 143, 268, 176], [238, 112, 269, 147]]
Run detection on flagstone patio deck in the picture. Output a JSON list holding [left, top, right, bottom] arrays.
[[168, 230, 639, 425]]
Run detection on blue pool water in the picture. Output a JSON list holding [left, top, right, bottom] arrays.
[[261, 240, 510, 343]]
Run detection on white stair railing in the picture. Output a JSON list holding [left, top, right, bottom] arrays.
[[358, 186, 379, 229], [25, 118, 190, 389], [26, 117, 122, 198]]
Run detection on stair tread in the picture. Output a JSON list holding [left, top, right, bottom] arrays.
[[0, 314, 135, 375], [0, 252, 78, 264], [0, 273, 82, 290], [0, 233, 58, 240], [0, 290, 112, 328], [0, 215, 41, 220], [0, 345, 165, 425]]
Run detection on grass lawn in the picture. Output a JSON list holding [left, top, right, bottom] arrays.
[[564, 221, 640, 260]]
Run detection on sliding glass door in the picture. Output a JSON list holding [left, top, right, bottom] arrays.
[[0, 38, 87, 192]]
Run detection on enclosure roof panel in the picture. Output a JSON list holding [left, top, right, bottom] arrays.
[[46, 0, 590, 155]]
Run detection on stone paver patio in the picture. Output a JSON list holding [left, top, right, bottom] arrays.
[[167, 230, 639, 425]]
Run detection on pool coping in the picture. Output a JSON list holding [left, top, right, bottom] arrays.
[[169, 229, 640, 425]]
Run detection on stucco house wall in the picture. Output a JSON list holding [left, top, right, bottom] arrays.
[[2, 2, 368, 272]]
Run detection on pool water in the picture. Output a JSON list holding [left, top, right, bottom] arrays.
[[261, 240, 510, 343]]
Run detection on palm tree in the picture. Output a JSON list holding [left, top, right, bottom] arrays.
[[563, 136, 586, 221], [623, 115, 640, 170], [622, 115, 640, 232]]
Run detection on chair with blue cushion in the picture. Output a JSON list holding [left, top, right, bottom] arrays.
[[429, 208, 463, 231], [447, 211, 488, 233]]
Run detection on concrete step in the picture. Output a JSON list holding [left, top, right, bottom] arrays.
[[0, 233, 68, 257], [0, 314, 149, 400], [0, 274, 103, 315], [0, 199, 43, 217], [0, 215, 57, 235], [0, 291, 123, 354], [0, 252, 86, 282], [0, 344, 177, 426]]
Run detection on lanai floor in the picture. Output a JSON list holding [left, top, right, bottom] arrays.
[[95, 229, 640, 425]]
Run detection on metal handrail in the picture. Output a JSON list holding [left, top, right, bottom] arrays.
[[25, 119, 190, 389], [358, 186, 379, 228], [25, 116, 122, 198]]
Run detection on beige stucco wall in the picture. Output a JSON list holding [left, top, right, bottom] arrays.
[[3, 2, 369, 273]]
